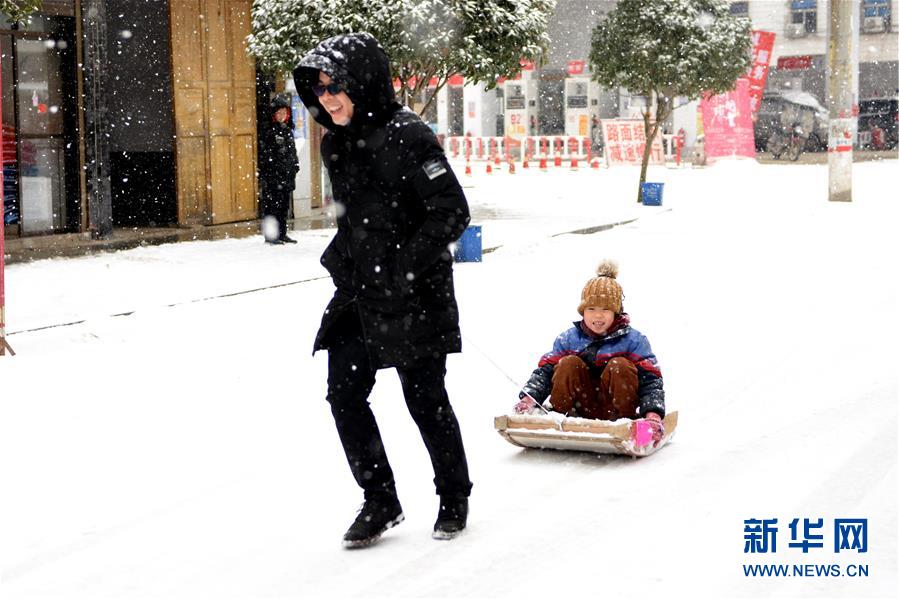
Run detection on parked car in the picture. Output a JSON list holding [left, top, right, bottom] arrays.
[[858, 98, 898, 150]]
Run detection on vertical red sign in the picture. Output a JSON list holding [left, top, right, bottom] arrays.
[[700, 78, 756, 162], [747, 30, 775, 114]]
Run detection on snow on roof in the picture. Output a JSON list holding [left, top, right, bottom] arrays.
[[779, 91, 827, 113]]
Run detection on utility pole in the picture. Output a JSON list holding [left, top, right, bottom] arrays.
[[826, 0, 856, 202]]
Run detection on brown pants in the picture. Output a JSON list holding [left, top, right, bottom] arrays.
[[549, 355, 639, 420]]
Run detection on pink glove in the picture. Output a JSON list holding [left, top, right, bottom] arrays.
[[633, 412, 665, 447], [513, 394, 537, 414]]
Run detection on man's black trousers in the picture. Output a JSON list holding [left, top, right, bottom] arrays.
[[262, 188, 290, 239], [325, 310, 472, 499]]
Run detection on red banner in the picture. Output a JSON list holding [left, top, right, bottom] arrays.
[[601, 119, 664, 166], [700, 78, 756, 163], [747, 30, 775, 114], [567, 60, 586, 76]]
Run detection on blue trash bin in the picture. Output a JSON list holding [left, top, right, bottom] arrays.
[[641, 182, 664, 206], [453, 225, 482, 263]]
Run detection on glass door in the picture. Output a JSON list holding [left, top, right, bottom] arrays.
[[1, 14, 78, 236]]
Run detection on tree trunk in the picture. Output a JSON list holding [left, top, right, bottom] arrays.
[[418, 79, 447, 118], [637, 110, 654, 203], [636, 93, 672, 204]]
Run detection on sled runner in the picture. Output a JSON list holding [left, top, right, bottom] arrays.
[[494, 411, 678, 457]]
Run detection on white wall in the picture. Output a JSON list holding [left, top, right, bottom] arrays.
[[436, 86, 449, 136], [750, 0, 895, 65], [462, 83, 498, 138], [284, 78, 314, 217], [672, 98, 700, 153]]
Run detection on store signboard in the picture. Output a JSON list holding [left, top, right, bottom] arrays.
[[601, 119, 664, 166]]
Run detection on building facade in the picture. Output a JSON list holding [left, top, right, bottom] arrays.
[[2, 0, 259, 241], [438, 0, 897, 152], [745, 0, 897, 101]]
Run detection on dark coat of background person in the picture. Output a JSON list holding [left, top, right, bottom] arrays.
[[259, 95, 300, 237], [294, 34, 471, 369]]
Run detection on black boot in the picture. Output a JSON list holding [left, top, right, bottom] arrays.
[[279, 235, 297, 244], [433, 495, 468, 540], [342, 495, 404, 549]]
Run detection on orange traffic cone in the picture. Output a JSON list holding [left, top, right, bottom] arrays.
[[570, 157, 579, 170], [554, 155, 562, 167], [486, 162, 493, 174], [465, 161, 472, 176], [539, 157, 547, 171], [508, 160, 516, 174], [522, 156, 529, 169], [591, 158, 601, 169]]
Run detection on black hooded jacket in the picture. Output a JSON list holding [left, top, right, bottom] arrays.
[[259, 94, 300, 193], [294, 33, 471, 369]]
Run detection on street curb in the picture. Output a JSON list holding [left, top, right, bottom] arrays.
[[481, 206, 672, 255]]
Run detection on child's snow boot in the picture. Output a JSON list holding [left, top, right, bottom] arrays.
[[342, 494, 404, 549], [432, 495, 468, 540]]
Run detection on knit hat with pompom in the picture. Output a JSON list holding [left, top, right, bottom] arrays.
[[577, 260, 623, 315]]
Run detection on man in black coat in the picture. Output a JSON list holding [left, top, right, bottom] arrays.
[[294, 32, 473, 548], [259, 94, 300, 244]]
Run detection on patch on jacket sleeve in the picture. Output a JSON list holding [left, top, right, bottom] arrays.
[[422, 159, 447, 180]]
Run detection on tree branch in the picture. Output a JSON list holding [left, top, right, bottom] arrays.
[[419, 76, 450, 118]]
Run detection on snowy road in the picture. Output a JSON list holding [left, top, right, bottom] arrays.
[[1, 161, 897, 598]]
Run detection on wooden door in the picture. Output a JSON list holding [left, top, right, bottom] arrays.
[[170, 0, 257, 225]]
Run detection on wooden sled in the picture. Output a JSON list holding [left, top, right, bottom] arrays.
[[494, 411, 678, 457]]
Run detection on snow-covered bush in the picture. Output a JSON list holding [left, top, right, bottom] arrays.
[[589, 0, 751, 201], [1, 0, 41, 23], [248, 0, 555, 113]]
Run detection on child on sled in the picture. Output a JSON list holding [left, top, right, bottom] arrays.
[[515, 260, 666, 445]]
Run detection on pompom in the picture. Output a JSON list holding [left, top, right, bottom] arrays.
[[595, 259, 619, 279]]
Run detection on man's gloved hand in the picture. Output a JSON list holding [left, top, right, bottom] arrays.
[[633, 412, 665, 447]]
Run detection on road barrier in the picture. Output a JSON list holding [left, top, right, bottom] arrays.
[[446, 132, 682, 174]]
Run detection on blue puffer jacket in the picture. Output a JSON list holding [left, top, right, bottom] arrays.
[[520, 314, 665, 417]]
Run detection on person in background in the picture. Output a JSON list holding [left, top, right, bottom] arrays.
[[590, 115, 604, 157], [259, 94, 299, 244]]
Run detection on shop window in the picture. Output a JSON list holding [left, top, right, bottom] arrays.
[[729, 2, 749, 17], [862, 0, 892, 33], [790, 0, 818, 34]]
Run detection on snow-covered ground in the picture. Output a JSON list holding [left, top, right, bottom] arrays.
[[1, 160, 897, 598]]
